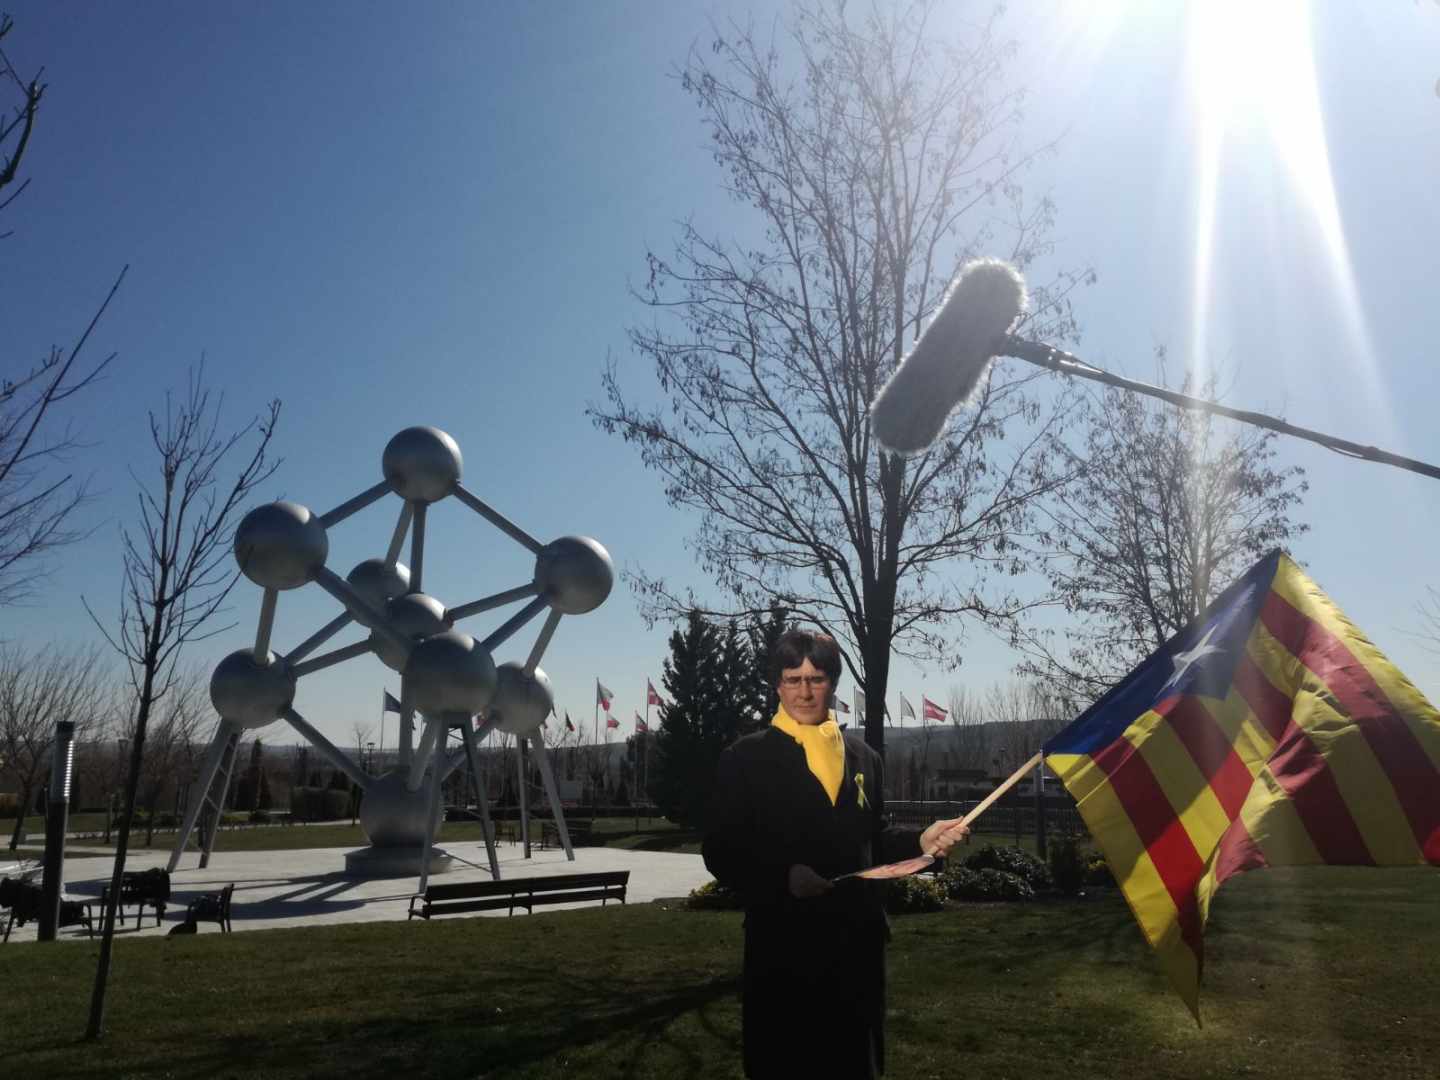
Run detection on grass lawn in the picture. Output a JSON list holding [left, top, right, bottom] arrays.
[[1, 865, 1435, 1079]]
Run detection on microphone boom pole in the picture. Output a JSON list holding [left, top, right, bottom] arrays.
[[1001, 337, 1440, 484]]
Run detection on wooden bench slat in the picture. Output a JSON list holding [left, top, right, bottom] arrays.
[[408, 870, 629, 920]]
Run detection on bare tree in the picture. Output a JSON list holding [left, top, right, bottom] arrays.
[[125, 665, 207, 846], [83, 369, 280, 1039], [0, 642, 107, 848], [946, 685, 990, 774], [1022, 362, 1308, 703], [1, 15, 127, 603], [592, 1, 1087, 750]]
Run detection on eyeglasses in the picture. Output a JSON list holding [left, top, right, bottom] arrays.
[[779, 675, 831, 689]]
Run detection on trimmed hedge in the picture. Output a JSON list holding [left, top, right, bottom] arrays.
[[885, 874, 946, 915], [962, 843, 1052, 892], [686, 879, 743, 911], [943, 865, 1035, 902]]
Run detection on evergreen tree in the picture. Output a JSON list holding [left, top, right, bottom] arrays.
[[651, 611, 749, 825], [744, 605, 789, 728]]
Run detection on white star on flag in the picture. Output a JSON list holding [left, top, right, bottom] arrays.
[[1162, 625, 1224, 691]]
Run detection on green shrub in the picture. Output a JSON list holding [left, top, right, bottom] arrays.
[[1048, 833, 1088, 897], [249, 809, 271, 825], [0, 793, 20, 818], [885, 874, 946, 915], [943, 866, 1035, 902], [1084, 852, 1114, 887], [686, 879, 743, 911], [963, 844, 1051, 892]]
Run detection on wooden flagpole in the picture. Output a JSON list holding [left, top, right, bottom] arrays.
[[958, 751, 1044, 828]]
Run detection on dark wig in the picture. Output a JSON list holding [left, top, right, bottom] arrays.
[[767, 629, 843, 688]]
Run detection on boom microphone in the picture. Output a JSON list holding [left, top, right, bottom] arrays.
[[869, 258, 1026, 456]]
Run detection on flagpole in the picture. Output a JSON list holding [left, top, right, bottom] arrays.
[[956, 751, 1044, 830]]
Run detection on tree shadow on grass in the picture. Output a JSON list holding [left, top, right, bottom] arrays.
[[28, 966, 744, 1080]]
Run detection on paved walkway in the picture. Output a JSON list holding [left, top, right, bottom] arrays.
[[2, 840, 713, 943]]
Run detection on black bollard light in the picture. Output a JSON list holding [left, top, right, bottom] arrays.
[[38, 720, 76, 942]]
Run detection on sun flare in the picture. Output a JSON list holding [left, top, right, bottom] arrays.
[[1186, 0, 1373, 392]]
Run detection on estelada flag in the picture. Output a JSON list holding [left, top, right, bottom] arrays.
[[647, 680, 664, 707], [1043, 550, 1440, 1021], [922, 696, 948, 722], [597, 680, 615, 710]]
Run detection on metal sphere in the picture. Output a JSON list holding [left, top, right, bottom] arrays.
[[404, 630, 497, 715], [210, 649, 296, 730], [382, 426, 463, 504], [489, 662, 553, 737], [346, 558, 411, 613], [370, 591, 447, 672], [533, 535, 613, 614], [234, 501, 328, 590], [357, 770, 444, 848]]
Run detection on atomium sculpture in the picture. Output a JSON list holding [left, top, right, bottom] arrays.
[[166, 426, 612, 886]]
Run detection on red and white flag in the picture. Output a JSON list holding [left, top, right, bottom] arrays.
[[564, 713, 576, 733], [922, 696, 948, 723], [635, 712, 649, 733], [647, 680, 664, 707], [834, 698, 851, 714], [606, 714, 620, 730], [899, 694, 917, 721], [597, 680, 615, 710]]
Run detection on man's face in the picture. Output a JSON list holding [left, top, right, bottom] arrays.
[[776, 658, 831, 726]]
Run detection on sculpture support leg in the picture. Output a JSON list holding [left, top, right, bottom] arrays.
[[461, 723, 500, 878], [530, 739, 573, 861], [168, 720, 241, 873], [416, 715, 450, 894]]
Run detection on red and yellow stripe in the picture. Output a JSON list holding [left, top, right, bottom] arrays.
[[1047, 555, 1440, 1019]]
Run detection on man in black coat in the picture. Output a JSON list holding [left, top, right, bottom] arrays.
[[703, 630, 970, 1079]]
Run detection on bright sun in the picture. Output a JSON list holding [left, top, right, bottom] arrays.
[[1186, 0, 1371, 386]]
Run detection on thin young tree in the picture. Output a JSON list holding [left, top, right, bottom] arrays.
[[592, 1, 1088, 751], [82, 370, 279, 1039], [0, 642, 107, 849], [125, 664, 208, 845], [1022, 362, 1308, 703], [2, 15, 127, 603]]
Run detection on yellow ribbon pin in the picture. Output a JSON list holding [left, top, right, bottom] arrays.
[[855, 771, 869, 809]]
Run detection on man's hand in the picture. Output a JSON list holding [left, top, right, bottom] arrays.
[[919, 817, 971, 858], [788, 863, 834, 899]]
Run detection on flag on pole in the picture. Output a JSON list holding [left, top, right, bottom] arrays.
[[635, 712, 649, 733], [596, 681, 615, 710], [899, 694, 916, 721], [1043, 550, 1440, 1020], [922, 696, 948, 723], [606, 714, 620, 730], [834, 698, 851, 714], [647, 680, 664, 707], [855, 695, 866, 726], [383, 690, 402, 713], [564, 713, 576, 734]]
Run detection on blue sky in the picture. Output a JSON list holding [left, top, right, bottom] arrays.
[[3, 1, 1437, 750]]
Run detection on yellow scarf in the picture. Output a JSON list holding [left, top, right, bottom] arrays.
[[771, 707, 844, 805]]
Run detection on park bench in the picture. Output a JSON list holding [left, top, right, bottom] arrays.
[[407, 869, 629, 920], [539, 819, 593, 850], [184, 882, 235, 933], [1, 877, 95, 942], [100, 867, 171, 928]]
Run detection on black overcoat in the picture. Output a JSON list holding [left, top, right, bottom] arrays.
[[703, 726, 920, 1079]]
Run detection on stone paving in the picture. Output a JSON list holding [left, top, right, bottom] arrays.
[[1, 838, 713, 943]]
